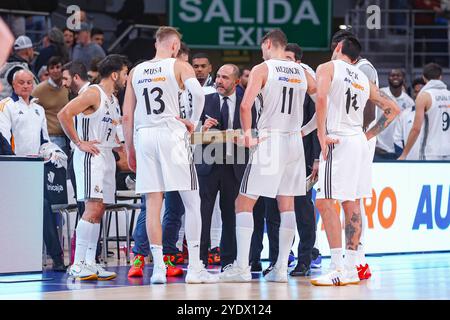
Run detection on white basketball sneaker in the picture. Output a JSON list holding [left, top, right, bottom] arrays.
[[88, 263, 117, 281], [310, 269, 360, 286], [185, 264, 218, 284], [151, 264, 167, 284], [263, 264, 288, 283], [219, 262, 252, 283], [68, 262, 98, 281]]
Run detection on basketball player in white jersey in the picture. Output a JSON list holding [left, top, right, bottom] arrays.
[[58, 54, 130, 280], [331, 30, 380, 280], [311, 36, 400, 286], [399, 63, 450, 160], [122, 27, 217, 284], [219, 29, 317, 283]]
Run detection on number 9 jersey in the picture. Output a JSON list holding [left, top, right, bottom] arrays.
[[132, 58, 185, 131], [326, 60, 370, 136]]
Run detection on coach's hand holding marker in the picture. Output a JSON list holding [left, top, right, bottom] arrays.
[[203, 115, 219, 131]]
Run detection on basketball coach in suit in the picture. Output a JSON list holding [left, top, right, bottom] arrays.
[[195, 64, 257, 269]]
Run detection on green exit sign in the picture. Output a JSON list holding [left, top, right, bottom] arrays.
[[169, 0, 332, 50]]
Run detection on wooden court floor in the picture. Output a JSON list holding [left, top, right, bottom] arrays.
[[1, 252, 449, 300]]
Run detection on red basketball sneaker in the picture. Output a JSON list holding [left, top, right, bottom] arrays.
[[357, 264, 372, 280], [128, 254, 145, 278], [165, 259, 183, 277]]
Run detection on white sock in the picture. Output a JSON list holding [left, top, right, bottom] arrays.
[[344, 249, 359, 273], [179, 190, 204, 267], [276, 211, 296, 271], [85, 223, 100, 265], [73, 219, 94, 265], [235, 212, 253, 269], [210, 196, 222, 248], [150, 244, 164, 268], [187, 241, 202, 268], [330, 248, 344, 271]]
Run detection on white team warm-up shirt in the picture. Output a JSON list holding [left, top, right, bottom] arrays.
[[326, 60, 370, 136], [0, 95, 50, 155], [376, 88, 415, 153], [257, 59, 308, 133]]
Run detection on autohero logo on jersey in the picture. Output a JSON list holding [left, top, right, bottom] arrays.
[[47, 171, 64, 193], [138, 67, 166, 84]]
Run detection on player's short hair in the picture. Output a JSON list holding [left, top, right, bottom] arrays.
[[423, 63, 442, 80], [177, 42, 190, 58], [47, 56, 63, 69], [98, 54, 130, 79], [155, 26, 182, 43], [285, 43, 303, 61], [192, 52, 211, 63], [63, 61, 88, 81], [341, 36, 362, 62], [412, 77, 426, 88], [331, 30, 355, 48], [261, 29, 287, 48]]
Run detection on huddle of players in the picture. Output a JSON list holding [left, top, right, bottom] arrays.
[[60, 25, 402, 286]]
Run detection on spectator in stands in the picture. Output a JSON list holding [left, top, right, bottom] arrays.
[[0, 35, 38, 99], [32, 56, 69, 155], [72, 22, 106, 70], [63, 27, 76, 60], [375, 69, 415, 161], [34, 28, 69, 75], [236, 67, 250, 98], [37, 65, 49, 82], [192, 53, 216, 94], [0, 69, 49, 156], [91, 27, 106, 52]]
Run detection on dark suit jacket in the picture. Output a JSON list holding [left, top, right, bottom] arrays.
[[302, 94, 321, 175], [195, 92, 257, 181]]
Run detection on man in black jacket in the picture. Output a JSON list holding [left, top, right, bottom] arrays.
[[195, 64, 257, 269]]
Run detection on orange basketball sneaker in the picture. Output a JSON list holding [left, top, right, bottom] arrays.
[[357, 263, 372, 280], [128, 254, 145, 278]]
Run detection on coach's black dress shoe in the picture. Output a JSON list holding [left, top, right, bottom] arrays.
[[52, 257, 68, 272], [290, 263, 311, 277]]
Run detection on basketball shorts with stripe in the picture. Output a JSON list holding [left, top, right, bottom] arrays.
[[316, 133, 370, 202], [240, 132, 306, 199], [73, 147, 116, 204], [135, 126, 197, 194]]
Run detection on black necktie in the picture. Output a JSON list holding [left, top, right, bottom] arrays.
[[221, 96, 230, 130]]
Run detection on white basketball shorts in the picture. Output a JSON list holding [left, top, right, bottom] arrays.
[[135, 125, 197, 194], [74, 147, 116, 204], [240, 132, 306, 199], [316, 133, 371, 202]]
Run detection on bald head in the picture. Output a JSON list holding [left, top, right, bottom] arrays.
[[215, 64, 240, 96], [12, 69, 34, 100]]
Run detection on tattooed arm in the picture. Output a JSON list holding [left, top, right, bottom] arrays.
[[365, 83, 401, 141]]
